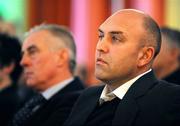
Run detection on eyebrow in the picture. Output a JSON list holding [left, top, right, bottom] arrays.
[[98, 29, 103, 33], [22, 45, 38, 54], [98, 29, 124, 35], [99, 29, 127, 40], [110, 31, 123, 35]]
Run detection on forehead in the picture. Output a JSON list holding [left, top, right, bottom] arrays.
[[22, 30, 54, 51], [99, 11, 145, 36]]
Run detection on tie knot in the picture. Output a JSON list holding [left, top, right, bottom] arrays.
[[99, 92, 116, 105], [103, 92, 116, 101]]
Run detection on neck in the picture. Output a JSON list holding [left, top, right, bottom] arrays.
[[105, 69, 149, 91], [38, 71, 73, 92]]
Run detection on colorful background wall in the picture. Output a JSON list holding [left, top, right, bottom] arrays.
[[0, 0, 179, 85]]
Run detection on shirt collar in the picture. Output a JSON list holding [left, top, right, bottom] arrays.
[[100, 69, 152, 100], [41, 77, 74, 100]]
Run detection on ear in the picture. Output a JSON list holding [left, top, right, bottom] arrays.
[[2, 62, 15, 74], [137, 46, 155, 67], [56, 48, 69, 67]]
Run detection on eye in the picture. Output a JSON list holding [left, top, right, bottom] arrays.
[[111, 35, 121, 42], [29, 48, 38, 55], [112, 36, 119, 41], [27, 47, 39, 58], [98, 32, 104, 40]]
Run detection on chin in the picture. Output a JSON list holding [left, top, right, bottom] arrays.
[[26, 80, 36, 87], [95, 74, 106, 82]]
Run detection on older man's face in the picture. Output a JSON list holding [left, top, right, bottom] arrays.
[[20, 30, 61, 91]]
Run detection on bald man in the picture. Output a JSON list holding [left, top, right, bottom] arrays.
[[63, 9, 180, 126]]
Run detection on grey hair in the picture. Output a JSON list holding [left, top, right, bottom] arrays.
[[25, 24, 76, 74]]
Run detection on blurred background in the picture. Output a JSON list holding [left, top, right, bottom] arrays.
[[0, 0, 180, 86]]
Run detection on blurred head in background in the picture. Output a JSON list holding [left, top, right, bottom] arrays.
[[153, 27, 180, 82], [0, 33, 22, 88], [20, 24, 77, 91]]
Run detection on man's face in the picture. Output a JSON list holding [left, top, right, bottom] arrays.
[[95, 11, 145, 85], [21, 30, 61, 91], [153, 35, 178, 76]]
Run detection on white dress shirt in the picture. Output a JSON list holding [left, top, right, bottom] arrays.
[[41, 77, 74, 100], [100, 69, 152, 102]]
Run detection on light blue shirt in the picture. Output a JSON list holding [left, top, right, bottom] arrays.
[[41, 77, 74, 100]]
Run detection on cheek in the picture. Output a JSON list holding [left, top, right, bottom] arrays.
[[34, 60, 56, 83], [33, 58, 47, 70], [33, 56, 55, 74], [112, 50, 137, 68]]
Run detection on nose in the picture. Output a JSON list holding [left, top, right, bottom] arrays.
[[20, 53, 30, 67], [96, 38, 109, 53]]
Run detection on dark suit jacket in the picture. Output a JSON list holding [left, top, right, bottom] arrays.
[[64, 71, 180, 126], [12, 77, 85, 126], [0, 85, 20, 126], [163, 68, 180, 85]]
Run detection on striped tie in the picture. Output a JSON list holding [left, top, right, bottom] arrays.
[[11, 94, 46, 126]]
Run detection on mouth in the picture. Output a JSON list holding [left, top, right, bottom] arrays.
[[96, 58, 107, 65], [24, 71, 33, 78]]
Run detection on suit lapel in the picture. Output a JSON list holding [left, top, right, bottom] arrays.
[[37, 77, 84, 114], [112, 71, 158, 126], [59, 77, 85, 94], [65, 86, 104, 126], [113, 96, 138, 126], [29, 77, 85, 125]]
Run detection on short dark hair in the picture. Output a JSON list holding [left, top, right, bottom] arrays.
[[160, 27, 180, 48], [143, 15, 162, 58], [0, 33, 22, 84]]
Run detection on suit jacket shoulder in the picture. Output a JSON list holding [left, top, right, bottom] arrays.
[[164, 69, 180, 85], [64, 71, 180, 126], [0, 85, 20, 126], [24, 77, 85, 126], [113, 71, 180, 126], [64, 85, 104, 126]]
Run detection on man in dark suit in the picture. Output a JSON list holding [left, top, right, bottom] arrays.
[[10, 24, 85, 126], [0, 33, 22, 126], [64, 9, 180, 126], [153, 27, 180, 84]]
